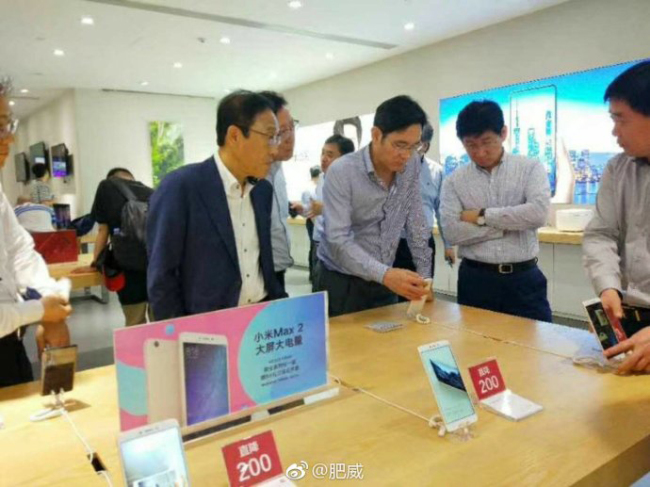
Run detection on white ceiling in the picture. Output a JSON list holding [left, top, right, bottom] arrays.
[[0, 0, 571, 118]]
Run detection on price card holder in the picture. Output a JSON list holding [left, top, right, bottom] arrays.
[[222, 430, 290, 487], [468, 358, 543, 422], [468, 359, 506, 401]]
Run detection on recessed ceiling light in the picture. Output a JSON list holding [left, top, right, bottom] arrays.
[[173, 62, 183, 69], [325, 52, 334, 60], [220, 36, 231, 45], [81, 16, 94, 26], [9, 101, 15, 107], [140, 81, 149, 87], [20, 89, 29, 94], [53, 49, 65, 57], [404, 22, 415, 31], [288, 0, 303, 9]]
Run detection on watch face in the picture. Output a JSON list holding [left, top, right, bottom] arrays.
[[477, 217, 486, 226]]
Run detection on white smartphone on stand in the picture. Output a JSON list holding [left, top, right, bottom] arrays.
[[418, 340, 477, 432], [179, 333, 230, 427], [118, 419, 190, 487], [145, 339, 182, 424], [407, 278, 433, 318]]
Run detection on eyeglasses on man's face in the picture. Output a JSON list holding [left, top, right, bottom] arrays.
[[462, 136, 502, 153], [389, 139, 424, 155], [246, 127, 282, 147]]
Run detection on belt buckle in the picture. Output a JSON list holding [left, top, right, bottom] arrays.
[[498, 264, 514, 274]]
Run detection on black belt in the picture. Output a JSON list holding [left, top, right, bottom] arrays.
[[463, 258, 537, 275]]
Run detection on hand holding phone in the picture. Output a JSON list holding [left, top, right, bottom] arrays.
[[36, 322, 71, 356], [407, 278, 433, 318]]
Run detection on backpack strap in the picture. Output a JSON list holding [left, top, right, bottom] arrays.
[[111, 178, 138, 202]]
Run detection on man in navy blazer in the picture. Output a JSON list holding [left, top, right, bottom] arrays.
[[147, 91, 287, 320]]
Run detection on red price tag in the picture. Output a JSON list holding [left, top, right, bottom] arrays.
[[468, 359, 506, 401], [222, 431, 284, 487]]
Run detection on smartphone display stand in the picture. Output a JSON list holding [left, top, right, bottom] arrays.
[[407, 312, 431, 324], [30, 389, 73, 422], [427, 413, 477, 442], [427, 391, 480, 442]]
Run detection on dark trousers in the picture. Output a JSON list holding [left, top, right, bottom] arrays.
[[310, 241, 321, 292], [275, 270, 286, 295], [393, 236, 436, 303], [0, 332, 33, 388], [306, 219, 315, 282], [457, 260, 553, 323], [314, 261, 398, 317]]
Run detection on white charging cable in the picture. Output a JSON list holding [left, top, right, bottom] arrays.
[[59, 405, 114, 486]]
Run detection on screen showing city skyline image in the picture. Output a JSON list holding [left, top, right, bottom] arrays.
[[439, 58, 648, 205]]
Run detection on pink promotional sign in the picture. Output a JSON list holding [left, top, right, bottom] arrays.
[[114, 293, 328, 431]]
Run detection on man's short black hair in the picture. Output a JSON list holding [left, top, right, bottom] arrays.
[[310, 166, 321, 179], [456, 100, 504, 139], [217, 90, 274, 147], [106, 167, 134, 179], [373, 95, 428, 137], [32, 163, 48, 179], [325, 134, 355, 156], [604, 61, 650, 117], [258, 91, 288, 114]]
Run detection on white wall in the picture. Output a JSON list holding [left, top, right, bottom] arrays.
[[285, 0, 650, 164], [4, 90, 80, 215], [6, 89, 218, 217], [74, 89, 217, 214]]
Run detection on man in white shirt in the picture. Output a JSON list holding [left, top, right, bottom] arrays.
[[0, 78, 72, 386]]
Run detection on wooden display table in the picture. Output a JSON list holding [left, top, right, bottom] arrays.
[[1, 302, 649, 486]]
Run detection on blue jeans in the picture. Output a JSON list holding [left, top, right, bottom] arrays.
[[457, 260, 553, 323]]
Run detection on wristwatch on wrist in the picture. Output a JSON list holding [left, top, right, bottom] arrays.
[[477, 208, 486, 226]]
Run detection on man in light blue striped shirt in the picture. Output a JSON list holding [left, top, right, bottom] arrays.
[[394, 123, 455, 298], [316, 96, 431, 317], [308, 135, 355, 290], [440, 100, 552, 322], [260, 91, 297, 294]]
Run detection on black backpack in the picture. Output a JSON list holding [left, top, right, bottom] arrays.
[[111, 180, 151, 272]]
